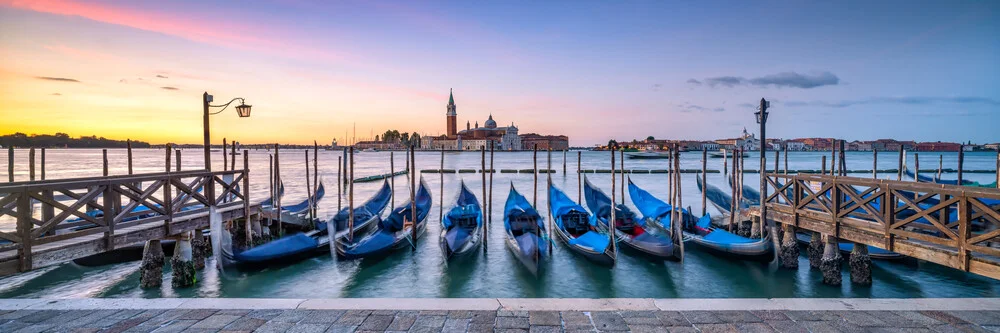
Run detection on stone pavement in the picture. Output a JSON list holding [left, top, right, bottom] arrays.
[[2, 308, 1000, 332]]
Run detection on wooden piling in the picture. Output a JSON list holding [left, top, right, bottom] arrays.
[[729, 147, 737, 231], [127, 139, 133, 174], [481, 145, 487, 247], [914, 153, 920, 182], [821, 155, 827, 175], [675, 144, 684, 259], [547, 147, 553, 252], [337, 156, 342, 213], [783, 144, 788, 174], [269, 155, 274, 207], [701, 147, 707, 216], [390, 151, 395, 208], [40, 148, 45, 180], [230, 140, 236, 171], [533, 144, 538, 208], [897, 146, 904, 181], [723, 149, 728, 176], [563, 149, 567, 175], [619, 149, 625, 203], [7, 147, 13, 182], [164, 144, 172, 233], [102, 149, 108, 177], [348, 146, 354, 242], [938, 154, 943, 181], [667, 146, 673, 206], [223, 138, 228, 171], [489, 141, 495, 226], [439, 147, 444, 224], [410, 145, 416, 248], [958, 146, 965, 185], [29, 148, 35, 181], [275, 144, 282, 236], [610, 144, 617, 255], [873, 150, 878, 179], [175, 150, 181, 171], [243, 150, 251, 247], [831, 139, 836, 175], [305, 150, 312, 223], [577, 151, 582, 204], [313, 141, 318, 220], [774, 149, 779, 174], [839, 140, 846, 176]]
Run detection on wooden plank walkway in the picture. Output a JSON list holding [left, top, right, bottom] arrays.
[[752, 173, 1000, 280], [0, 170, 254, 276]]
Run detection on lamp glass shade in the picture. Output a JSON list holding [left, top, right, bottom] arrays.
[[236, 104, 252, 118]]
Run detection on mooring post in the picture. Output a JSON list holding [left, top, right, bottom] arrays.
[[7, 147, 13, 182], [313, 141, 318, 220], [668, 146, 673, 207], [577, 151, 582, 204], [619, 149, 625, 203], [305, 150, 312, 226], [390, 151, 395, 208], [914, 153, 920, 181], [192, 228, 206, 270], [481, 145, 488, 247], [269, 154, 274, 220], [348, 146, 354, 242], [533, 144, 538, 208], [610, 144, 617, 255], [821, 155, 827, 175], [244, 150, 253, 247], [674, 144, 685, 260], [410, 145, 417, 249], [563, 149, 567, 175], [40, 148, 53, 225], [275, 144, 282, 236], [701, 147, 707, 216], [29, 148, 35, 181], [958, 146, 965, 185], [897, 146, 904, 181], [127, 139, 133, 174], [547, 147, 553, 252], [102, 149, 108, 177], [873, 150, 878, 179], [223, 138, 228, 172], [40, 148, 45, 180], [723, 149, 728, 176], [784, 144, 788, 174], [337, 156, 342, 213], [164, 144, 172, 234], [938, 154, 943, 181], [774, 149, 779, 175], [821, 234, 843, 285], [439, 147, 444, 224], [729, 147, 737, 232], [850, 240, 872, 285], [175, 150, 181, 172], [996, 151, 1000, 189], [808, 231, 822, 268], [139, 239, 164, 289], [779, 223, 799, 269], [489, 141, 495, 226], [230, 140, 236, 171]]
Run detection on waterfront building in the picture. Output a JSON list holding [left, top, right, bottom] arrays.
[[715, 128, 760, 150], [985, 143, 1000, 151], [430, 90, 563, 150], [916, 142, 962, 152], [520, 133, 569, 150]]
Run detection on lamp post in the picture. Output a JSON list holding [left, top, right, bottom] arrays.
[[203, 92, 252, 171], [755, 97, 773, 248]]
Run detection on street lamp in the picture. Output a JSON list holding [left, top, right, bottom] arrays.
[[203, 92, 252, 171]]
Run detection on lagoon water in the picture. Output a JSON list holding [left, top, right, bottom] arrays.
[[1, 149, 998, 298]]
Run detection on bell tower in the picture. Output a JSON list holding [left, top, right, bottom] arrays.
[[446, 89, 457, 137]]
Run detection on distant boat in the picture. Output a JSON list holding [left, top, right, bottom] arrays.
[[625, 151, 671, 160], [709, 152, 747, 159]]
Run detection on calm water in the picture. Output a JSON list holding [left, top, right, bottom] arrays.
[[1, 149, 998, 298]]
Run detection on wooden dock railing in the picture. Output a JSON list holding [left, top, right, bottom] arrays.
[[0, 169, 252, 275], [758, 173, 1000, 279]]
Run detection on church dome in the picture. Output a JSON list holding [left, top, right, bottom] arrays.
[[484, 114, 497, 129]]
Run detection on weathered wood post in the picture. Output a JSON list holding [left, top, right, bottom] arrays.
[[410, 145, 417, 249], [230, 141, 236, 171], [40, 148, 45, 180], [738, 148, 752, 237], [784, 144, 788, 174], [102, 149, 108, 177], [313, 141, 318, 221], [873, 150, 878, 179], [914, 153, 920, 181], [29, 148, 35, 180], [620, 149, 625, 203], [348, 146, 354, 242], [439, 147, 444, 224], [337, 156, 342, 213], [305, 150, 313, 225], [668, 146, 673, 207], [244, 150, 253, 247], [723, 149, 728, 176], [674, 144, 685, 260], [729, 147, 737, 232], [163, 144, 172, 233], [489, 141, 495, 226], [127, 139, 133, 174], [223, 138, 228, 171], [938, 154, 943, 181], [822, 155, 827, 175], [481, 145, 488, 249], [275, 144, 282, 236], [897, 146, 904, 181], [958, 146, 965, 185], [171, 231, 196, 288], [701, 148, 707, 216], [7, 147, 13, 182], [563, 149, 567, 175], [577, 151, 582, 204], [40, 148, 53, 226], [821, 234, 843, 285], [610, 144, 617, 256], [533, 144, 538, 208], [390, 151, 395, 208], [774, 150, 779, 175], [547, 147, 553, 252], [175, 150, 181, 171], [996, 151, 1000, 189]]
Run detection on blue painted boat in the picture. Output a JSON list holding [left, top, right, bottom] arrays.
[[549, 182, 615, 266], [905, 167, 996, 188], [439, 181, 483, 260], [682, 212, 774, 261], [320, 180, 393, 241], [337, 179, 432, 259], [504, 184, 549, 275], [277, 181, 325, 215], [627, 178, 689, 252], [583, 178, 675, 260], [728, 175, 761, 205], [696, 175, 748, 217]]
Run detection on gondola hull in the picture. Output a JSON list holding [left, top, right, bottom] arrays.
[[440, 181, 484, 261], [683, 232, 774, 262], [552, 227, 615, 266], [793, 233, 904, 260]]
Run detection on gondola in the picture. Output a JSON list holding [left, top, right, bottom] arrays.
[[682, 212, 774, 261], [709, 152, 747, 159], [728, 175, 760, 205], [440, 181, 483, 260], [548, 182, 615, 266], [222, 180, 390, 267], [583, 177, 675, 260], [503, 185, 549, 275], [696, 175, 748, 228], [626, 178, 688, 255], [337, 178, 432, 259], [905, 167, 997, 188]]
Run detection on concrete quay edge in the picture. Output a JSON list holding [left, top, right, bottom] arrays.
[[1, 298, 999, 311]]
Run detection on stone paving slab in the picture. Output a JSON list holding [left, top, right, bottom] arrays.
[[0, 308, 996, 332]]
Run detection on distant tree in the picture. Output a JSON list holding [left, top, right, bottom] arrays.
[[375, 135, 380, 142], [608, 139, 618, 148], [646, 136, 655, 141]]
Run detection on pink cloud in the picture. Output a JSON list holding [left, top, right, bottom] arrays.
[[4, 0, 349, 63]]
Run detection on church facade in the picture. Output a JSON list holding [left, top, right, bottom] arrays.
[[424, 89, 564, 151]]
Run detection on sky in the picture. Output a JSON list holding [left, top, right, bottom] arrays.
[[0, 0, 998, 146]]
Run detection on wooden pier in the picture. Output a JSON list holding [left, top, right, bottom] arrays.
[[0, 169, 256, 276], [753, 173, 1000, 280]]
